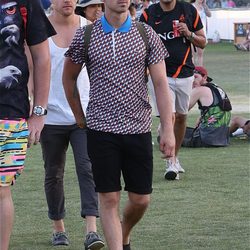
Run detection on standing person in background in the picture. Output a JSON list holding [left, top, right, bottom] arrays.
[[206, 0, 213, 8], [136, 0, 151, 20], [190, 0, 211, 66], [142, 0, 151, 10], [221, 0, 227, 9], [63, 0, 175, 249], [140, 0, 206, 180], [129, 2, 137, 20], [226, 0, 236, 8], [39, 0, 104, 249], [0, 1, 55, 250], [75, 0, 104, 23]]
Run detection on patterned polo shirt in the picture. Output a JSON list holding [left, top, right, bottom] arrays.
[[65, 15, 168, 134]]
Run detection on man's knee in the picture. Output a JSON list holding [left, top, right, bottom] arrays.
[[0, 186, 11, 199], [99, 192, 120, 209], [129, 193, 150, 210]]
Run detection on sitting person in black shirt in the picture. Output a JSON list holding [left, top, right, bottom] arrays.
[[182, 66, 232, 147]]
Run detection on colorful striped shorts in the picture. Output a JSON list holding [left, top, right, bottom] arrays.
[[0, 119, 29, 186]]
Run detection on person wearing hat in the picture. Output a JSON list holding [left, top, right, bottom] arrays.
[[182, 66, 232, 147], [75, 0, 104, 22]]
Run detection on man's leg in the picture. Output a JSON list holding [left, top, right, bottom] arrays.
[[174, 113, 187, 156], [52, 219, 66, 232], [70, 127, 104, 249], [229, 116, 247, 134], [99, 192, 123, 250], [0, 186, 14, 250], [122, 192, 150, 246], [40, 126, 69, 245], [0, 119, 28, 249], [85, 216, 97, 233], [164, 76, 193, 180]]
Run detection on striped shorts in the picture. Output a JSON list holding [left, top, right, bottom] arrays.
[[0, 119, 29, 186]]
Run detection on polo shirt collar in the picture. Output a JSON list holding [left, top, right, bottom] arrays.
[[101, 15, 132, 34]]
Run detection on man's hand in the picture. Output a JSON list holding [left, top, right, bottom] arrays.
[[76, 116, 87, 129], [96, 10, 103, 20], [159, 128, 175, 159], [27, 115, 45, 147], [177, 22, 191, 38]]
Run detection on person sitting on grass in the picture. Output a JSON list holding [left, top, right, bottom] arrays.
[[235, 26, 250, 51], [230, 116, 250, 138], [182, 66, 232, 147]]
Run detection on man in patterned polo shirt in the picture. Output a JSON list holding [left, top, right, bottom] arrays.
[[62, 0, 175, 249]]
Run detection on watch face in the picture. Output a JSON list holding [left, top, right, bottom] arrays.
[[33, 106, 47, 116], [36, 107, 42, 114]]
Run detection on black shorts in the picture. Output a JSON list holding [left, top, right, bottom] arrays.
[[87, 129, 153, 194]]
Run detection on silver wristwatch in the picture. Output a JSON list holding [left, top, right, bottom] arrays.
[[33, 106, 47, 116]]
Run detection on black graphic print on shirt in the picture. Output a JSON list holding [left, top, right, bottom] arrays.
[[0, 1, 24, 90]]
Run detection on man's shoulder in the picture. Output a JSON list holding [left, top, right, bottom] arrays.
[[193, 85, 212, 97]]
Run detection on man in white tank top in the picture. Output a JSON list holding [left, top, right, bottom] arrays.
[[39, 0, 104, 249]]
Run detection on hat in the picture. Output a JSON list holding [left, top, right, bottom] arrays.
[[194, 66, 213, 82], [77, 0, 103, 8]]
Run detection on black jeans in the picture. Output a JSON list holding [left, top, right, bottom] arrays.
[[40, 124, 98, 220]]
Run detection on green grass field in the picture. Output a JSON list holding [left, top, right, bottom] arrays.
[[10, 42, 250, 250]]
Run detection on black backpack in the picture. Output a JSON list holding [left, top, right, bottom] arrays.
[[206, 83, 232, 111]]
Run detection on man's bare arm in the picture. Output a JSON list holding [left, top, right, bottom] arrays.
[[62, 57, 85, 127], [149, 60, 175, 159], [27, 40, 51, 146]]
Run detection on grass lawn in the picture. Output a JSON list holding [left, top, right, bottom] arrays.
[[9, 42, 250, 250]]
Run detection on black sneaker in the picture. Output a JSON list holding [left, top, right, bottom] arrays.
[[123, 243, 131, 250], [84, 232, 105, 250], [52, 231, 69, 246], [234, 44, 240, 50]]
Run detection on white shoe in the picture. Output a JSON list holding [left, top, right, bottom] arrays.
[[175, 173, 180, 180], [176, 158, 185, 173], [164, 160, 179, 180]]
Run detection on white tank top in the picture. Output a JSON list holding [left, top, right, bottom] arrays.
[[45, 16, 90, 125]]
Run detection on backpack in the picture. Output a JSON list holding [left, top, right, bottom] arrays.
[[83, 21, 149, 68], [206, 83, 232, 112]]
